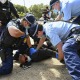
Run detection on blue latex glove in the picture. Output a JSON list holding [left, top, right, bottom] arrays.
[[20, 34, 26, 38], [29, 48, 37, 55]]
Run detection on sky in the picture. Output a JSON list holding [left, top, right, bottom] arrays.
[[11, 0, 50, 8]]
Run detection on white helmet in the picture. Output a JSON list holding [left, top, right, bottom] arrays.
[[0, 0, 8, 4]]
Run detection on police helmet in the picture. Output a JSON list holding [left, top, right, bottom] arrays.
[[24, 13, 36, 25], [50, 0, 59, 10]]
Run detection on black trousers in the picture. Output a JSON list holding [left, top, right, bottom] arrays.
[[73, 15, 80, 24], [31, 48, 56, 62]]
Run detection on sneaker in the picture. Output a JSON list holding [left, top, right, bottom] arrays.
[[20, 61, 32, 69]]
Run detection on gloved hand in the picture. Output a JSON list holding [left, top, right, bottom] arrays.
[[29, 47, 37, 56], [20, 34, 25, 38]]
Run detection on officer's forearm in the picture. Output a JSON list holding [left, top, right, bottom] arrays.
[[26, 36, 32, 48], [37, 37, 46, 50], [8, 26, 24, 38], [56, 42, 64, 61], [14, 30, 24, 37]]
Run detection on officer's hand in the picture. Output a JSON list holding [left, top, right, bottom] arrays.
[[29, 47, 37, 55], [20, 34, 25, 38]]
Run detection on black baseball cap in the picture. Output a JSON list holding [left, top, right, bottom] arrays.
[[28, 23, 38, 37], [50, 0, 59, 10], [24, 13, 36, 25]]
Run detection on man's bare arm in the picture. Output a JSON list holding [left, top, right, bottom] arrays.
[[56, 41, 64, 61], [26, 35, 32, 48], [36, 37, 46, 50], [8, 26, 24, 38]]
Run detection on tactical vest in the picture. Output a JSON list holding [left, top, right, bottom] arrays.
[[0, 1, 11, 25], [0, 19, 26, 49]]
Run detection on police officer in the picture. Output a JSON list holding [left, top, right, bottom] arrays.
[[0, 13, 36, 75], [50, 0, 80, 24], [29, 21, 80, 80], [0, 0, 19, 35], [28, 26, 56, 51], [42, 7, 51, 24]]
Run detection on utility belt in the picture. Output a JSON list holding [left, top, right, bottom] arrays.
[[0, 30, 26, 49], [1, 38, 25, 49], [68, 27, 80, 42]]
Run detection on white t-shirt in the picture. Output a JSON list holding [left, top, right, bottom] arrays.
[[60, 0, 80, 21], [43, 21, 80, 47]]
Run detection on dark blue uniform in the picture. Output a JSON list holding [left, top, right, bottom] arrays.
[[0, 1, 19, 35], [0, 19, 28, 75]]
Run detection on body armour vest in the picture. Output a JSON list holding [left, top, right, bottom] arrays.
[[0, 19, 26, 48]]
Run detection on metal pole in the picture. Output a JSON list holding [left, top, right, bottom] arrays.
[[23, 0, 26, 14]]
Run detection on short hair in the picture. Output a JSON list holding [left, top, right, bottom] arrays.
[[37, 24, 43, 31]]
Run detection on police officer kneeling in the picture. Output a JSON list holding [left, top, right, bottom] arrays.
[[0, 13, 36, 75], [30, 21, 80, 80]]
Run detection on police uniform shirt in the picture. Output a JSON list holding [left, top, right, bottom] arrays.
[[60, 0, 80, 21], [43, 21, 80, 47], [7, 19, 29, 36]]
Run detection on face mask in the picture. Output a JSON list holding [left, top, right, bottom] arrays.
[[25, 26, 30, 29], [53, 9, 59, 14], [38, 35, 45, 39], [0, 0, 7, 4]]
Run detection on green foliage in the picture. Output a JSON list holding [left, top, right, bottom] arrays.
[[29, 3, 47, 19], [14, 4, 28, 17], [13, 3, 56, 20], [51, 11, 57, 18]]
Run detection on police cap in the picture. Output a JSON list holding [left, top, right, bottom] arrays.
[[50, 0, 59, 10], [28, 23, 38, 37], [24, 13, 36, 25]]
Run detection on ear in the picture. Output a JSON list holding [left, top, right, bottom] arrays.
[[36, 31, 42, 36]]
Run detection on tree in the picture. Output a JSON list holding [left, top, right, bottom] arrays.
[[29, 3, 47, 19], [14, 4, 29, 17], [13, 4, 56, 20]]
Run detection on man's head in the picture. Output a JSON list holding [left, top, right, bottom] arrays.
[[28, 24, 44, 38], [21, 13, 36, 29], [50, 0, 60, 11], [19, 54, 31, 64]]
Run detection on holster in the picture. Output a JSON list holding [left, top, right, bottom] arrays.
[[68, 27, 80, 43], [72, 34, 80, 42]]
